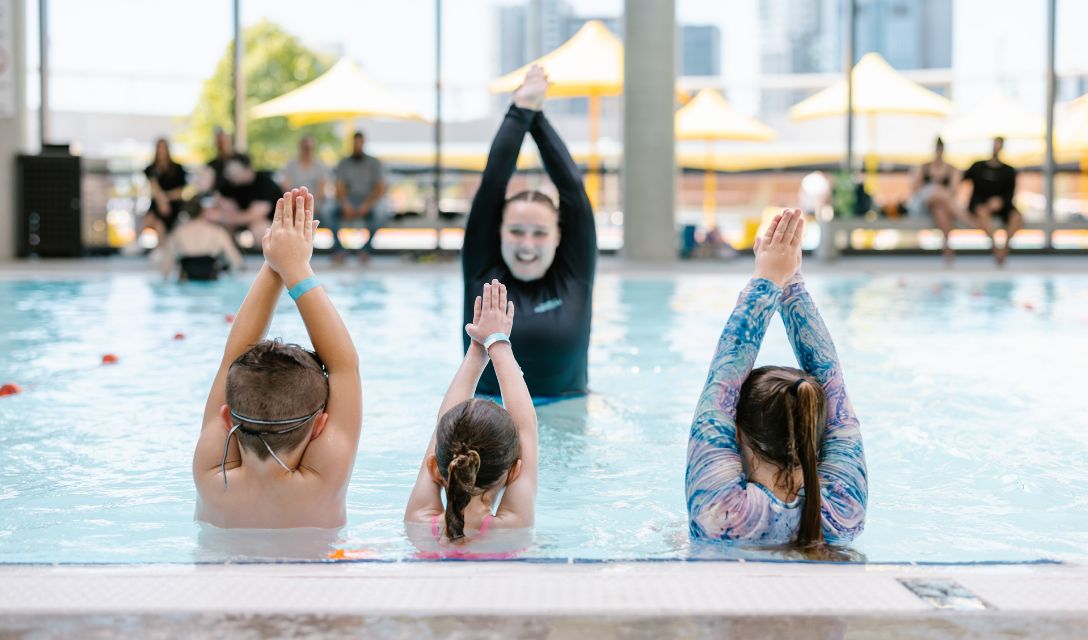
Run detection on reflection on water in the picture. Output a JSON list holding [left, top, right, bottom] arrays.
[[0, 273, 1086, 564], [196, 525, 342, 562], [404, 523, 534, 560]]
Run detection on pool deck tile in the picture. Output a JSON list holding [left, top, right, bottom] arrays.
[[1, 561, 1086, 618]]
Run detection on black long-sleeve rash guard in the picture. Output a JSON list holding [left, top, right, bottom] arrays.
[[462, 104, 597, 398]]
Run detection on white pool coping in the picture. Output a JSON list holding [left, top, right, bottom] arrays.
[[2, 560, 1086, 618]]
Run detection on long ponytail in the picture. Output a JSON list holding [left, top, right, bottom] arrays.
[[737, 366, 828, 550], [444, 450, 482, 541], [793, 380, 824, 547]]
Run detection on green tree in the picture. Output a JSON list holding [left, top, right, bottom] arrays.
[[181, 20, 337, 169]]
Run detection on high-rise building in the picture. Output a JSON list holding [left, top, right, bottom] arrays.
[[496, 0, 577, 75], [758, 0, 952, 115], [680, 25, 722, 77], [855, 0, 952, 70], [497, 4, 531, 75]]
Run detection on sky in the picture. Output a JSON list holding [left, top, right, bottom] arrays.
[[21, 0, 1088, 123]]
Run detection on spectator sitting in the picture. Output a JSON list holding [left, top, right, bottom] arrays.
[[963, 136, 1021, 266], [908, 138, 968, 262], [206, 127, 242, 195], [332, 131, 387, 264], [282, 135, 331, 218], [211, 156, 283, 238], [159, 199, 244, 281], [143, 138, 188, 242]]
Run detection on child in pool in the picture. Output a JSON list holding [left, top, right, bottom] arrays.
[[192, 187, 362, 528], [686, 209, 867, 550], [405, 279, 538, 542]]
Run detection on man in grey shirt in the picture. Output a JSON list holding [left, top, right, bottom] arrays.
[[333, 131, 386, 262]]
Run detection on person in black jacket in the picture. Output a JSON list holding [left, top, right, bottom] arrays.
[[462, 65, 597, 402], [143, 138, 187, 240], [962, 137, 1021, 265]]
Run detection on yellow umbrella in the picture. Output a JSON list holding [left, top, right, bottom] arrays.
[[490, 20, 623, 98], [675, 88, 775, 225], [489, 20, 626, 210], [1055, 95, 1088, 211], [251, 58, 425, 127], [678, 146, 837, 172], [790, 52, 953, 193], [942, 92, 1044, 142], [373, 140, 623, 173], [1057, 94, 1088, 155]]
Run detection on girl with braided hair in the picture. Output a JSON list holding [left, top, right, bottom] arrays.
[[405, 279, 538, 543]]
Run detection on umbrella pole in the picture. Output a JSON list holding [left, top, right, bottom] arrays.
[[864, 115, 879, 199], [703, 140, 716, 229], [587, 92, 601, 211], [1081, 154, 1087, 215], [343, 117, 355, 154]]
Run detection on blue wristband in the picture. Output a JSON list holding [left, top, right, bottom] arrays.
[[288, 276, 321, 301], [483, 332, 511, 351]]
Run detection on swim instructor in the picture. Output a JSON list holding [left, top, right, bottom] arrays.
[[462, 65, 597, 401]]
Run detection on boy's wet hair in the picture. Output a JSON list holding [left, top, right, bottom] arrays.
[[226, 340, 328, 460], [737, 365, 828, 549], [435, 398, 520, 541]]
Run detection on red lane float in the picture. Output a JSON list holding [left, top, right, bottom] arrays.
[[0, 383, 21, 396], [101, 354, 119, 365]]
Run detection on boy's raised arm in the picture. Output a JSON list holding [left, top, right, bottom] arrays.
[[264, 189, 362, 483], [193, 255, 284, 477]]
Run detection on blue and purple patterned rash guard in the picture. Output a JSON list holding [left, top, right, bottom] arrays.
[[685, 276, 867, 546]]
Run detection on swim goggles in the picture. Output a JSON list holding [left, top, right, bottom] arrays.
[[220, 405, 326, 489]]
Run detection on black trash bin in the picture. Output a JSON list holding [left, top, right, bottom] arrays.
[[17, 147, 82, 258]]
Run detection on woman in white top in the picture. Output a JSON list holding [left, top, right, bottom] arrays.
[[281, 136, 331, 213]]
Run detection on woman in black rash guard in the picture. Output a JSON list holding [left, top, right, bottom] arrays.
[[462, 65, 597, 402]]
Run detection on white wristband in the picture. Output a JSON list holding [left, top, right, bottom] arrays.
[[483, 332, 511, 351]]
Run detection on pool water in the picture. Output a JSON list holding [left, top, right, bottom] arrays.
[[0, 270, 1085, 563]]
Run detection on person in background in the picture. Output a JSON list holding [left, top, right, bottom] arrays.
[[213, 156, 283, 238], [798, 171, 831, 219], [143, 138, 188, 242], [962, 137, 1021, 266], [686, 209, 866, 555], [159, 198, 244, 281], [282, 135, 330, 213], [281, 135, 331, 251], [908, 138, 967, 263], [207, 127, 238, 195], [332, 131, 386, 263]]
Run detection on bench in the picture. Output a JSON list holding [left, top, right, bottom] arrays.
[[816, 217, 1088, 261]]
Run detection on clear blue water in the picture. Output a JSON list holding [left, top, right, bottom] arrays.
[[0, 270, 1086, 564]]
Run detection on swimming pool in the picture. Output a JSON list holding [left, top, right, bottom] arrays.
[[0, 268, 1085, 564]]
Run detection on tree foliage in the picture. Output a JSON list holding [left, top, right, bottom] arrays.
[[181, 20, 338, 169]]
